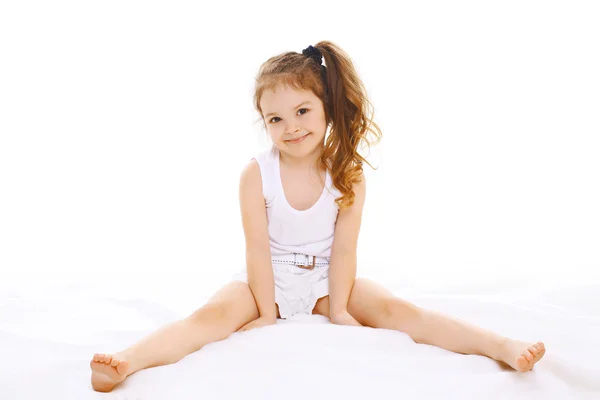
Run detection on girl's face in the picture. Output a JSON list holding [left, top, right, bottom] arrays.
[[260, 86, 327, 157]]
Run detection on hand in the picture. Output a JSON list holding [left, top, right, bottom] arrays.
[[330, 309, 362, 327], [236, 316, 277, 332]]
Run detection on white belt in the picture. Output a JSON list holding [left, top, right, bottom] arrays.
[[271, 252, 330, 269]]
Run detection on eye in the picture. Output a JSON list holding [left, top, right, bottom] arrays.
[[268, 108, 309, 124]]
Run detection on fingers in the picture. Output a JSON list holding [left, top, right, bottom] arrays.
[[237, 322, 253, 332]]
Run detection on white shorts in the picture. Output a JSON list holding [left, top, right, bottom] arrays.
[[231, 262, 329, 320]]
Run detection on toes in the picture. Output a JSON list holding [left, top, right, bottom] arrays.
[[537, 344, 546, 358], [532, 343, 546, 360], [110, 358, 119, 367], [512, 342, 547, 372], [533, 343, 544, 355], [528, 346, 538, 356], [93, 354, 116, 364], [538, 342, 545, 352]]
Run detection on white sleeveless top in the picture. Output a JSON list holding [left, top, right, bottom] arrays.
[[252, 144, 342, 259]]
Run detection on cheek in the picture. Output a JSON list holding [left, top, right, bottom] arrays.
[[268, 130, 284, 143], [310, 113, 327, 130]]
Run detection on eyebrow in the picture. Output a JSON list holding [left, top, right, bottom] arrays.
[[264, 101, 312, 119]]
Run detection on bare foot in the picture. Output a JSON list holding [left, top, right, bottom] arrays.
[[500, 340, 546, 372], [90, 353, 129, 392]]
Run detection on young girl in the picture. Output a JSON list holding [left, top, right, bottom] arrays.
[[90, 41, 546, 392]]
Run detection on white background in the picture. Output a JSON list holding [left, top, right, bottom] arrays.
[[1, 0, 598, 304]]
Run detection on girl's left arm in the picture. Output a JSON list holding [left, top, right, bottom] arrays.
[[328, 172, 367, 317]]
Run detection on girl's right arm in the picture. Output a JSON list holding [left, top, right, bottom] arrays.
[[239, 159, 278, 322]]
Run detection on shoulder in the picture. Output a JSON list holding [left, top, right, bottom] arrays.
[[331, 171, 366, 252], [238, 159, 270, 250], [334, 171, 366, 214], [244, 146, 277, 176], [239, 159, 266, 222], [239, 158, 261, 190]]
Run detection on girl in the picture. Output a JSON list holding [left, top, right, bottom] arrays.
[[90, 41, 546, 393]]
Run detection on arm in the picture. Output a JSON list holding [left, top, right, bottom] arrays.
[[328, 172, 367, 317], [239, 159, 278, 321]]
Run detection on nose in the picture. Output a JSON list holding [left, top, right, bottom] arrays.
[[285, 124, 300, 136]]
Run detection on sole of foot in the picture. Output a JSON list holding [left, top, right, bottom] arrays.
[[90, 353, 129, 392]]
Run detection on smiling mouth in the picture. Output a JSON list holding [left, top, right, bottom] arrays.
[[286, 133, 310, 143]]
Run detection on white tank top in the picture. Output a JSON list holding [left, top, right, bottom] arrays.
[[252, 144, 342, 259]]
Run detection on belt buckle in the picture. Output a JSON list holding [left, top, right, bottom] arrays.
[[294, 253, 316, 270]]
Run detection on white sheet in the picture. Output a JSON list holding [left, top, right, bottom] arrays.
[[1, 281, 599, 399]]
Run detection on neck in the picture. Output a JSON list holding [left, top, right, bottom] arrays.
[[279, 144, 325, 170]]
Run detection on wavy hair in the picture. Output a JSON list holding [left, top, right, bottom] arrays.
[[253, 40, 382, 210]]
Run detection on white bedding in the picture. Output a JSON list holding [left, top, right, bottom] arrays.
[[1, 280, 599, 399]]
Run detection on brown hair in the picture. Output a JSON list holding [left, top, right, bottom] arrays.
[[253, 40, 382, 210]]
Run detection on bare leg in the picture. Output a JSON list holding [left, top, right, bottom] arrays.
[[90, 281, 261, 392], [389, 300, 546, 371]]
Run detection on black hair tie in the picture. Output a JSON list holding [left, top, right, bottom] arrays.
[[302, 45, 323, 65], [302, 45, 328, 102]]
